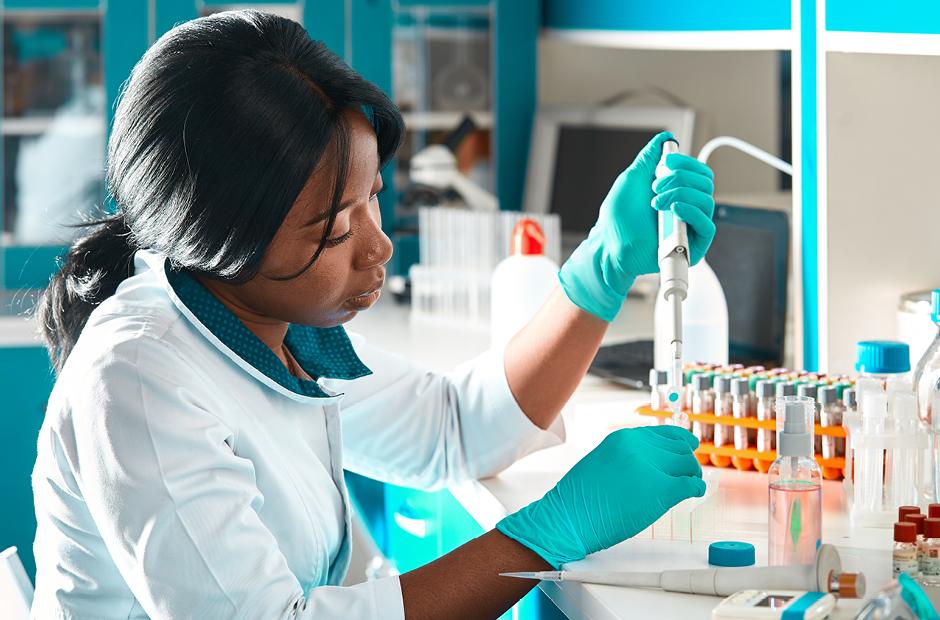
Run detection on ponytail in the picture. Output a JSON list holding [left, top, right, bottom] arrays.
[[37, 215, 137, 373]]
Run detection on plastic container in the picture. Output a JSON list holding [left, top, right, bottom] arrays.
[[855, 340, 912, 387], [654, 260, 729, 369], [768, 396, 822, 566], [490, 219, 558, 350]]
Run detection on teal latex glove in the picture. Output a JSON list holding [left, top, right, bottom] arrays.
[[496, 425, 706, 569], [557, 131, 717, 321]]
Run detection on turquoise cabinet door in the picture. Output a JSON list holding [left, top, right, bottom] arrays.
[[827, 0, 940, 34], [543, 0, 791, 31], [0, 346, 54, 579]]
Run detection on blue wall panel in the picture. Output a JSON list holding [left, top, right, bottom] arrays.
[[495, 0, 537, 211], [544, 0, 791, 32], [828, 0, 940, 34], [2, 0, 99, 8], [304, 0, 346, 57], [0, 347, 55, 579]]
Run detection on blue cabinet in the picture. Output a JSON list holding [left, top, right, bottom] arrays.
[[827, 0, 940, 34], [544, 0, 791, 31], [347, 472, 564, 619], [0, 346, 54, 578]]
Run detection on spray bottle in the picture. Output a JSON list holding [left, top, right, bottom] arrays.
[[769, 395, 822, 566]]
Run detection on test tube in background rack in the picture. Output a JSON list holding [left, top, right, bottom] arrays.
[[691, 374, 714, 442], [819, 386, 843, 459], [713, 376, 733, 450], [731, 378, 750, 451], [755, 380, 776, 452]]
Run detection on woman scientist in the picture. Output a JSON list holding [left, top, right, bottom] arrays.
[[30, 10, 717, 620]]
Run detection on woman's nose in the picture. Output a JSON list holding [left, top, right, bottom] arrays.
[[356, 205, 393, 270]]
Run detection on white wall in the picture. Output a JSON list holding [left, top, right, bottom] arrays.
[[826, 52, 940, 373], [537, 40, 783, 195]]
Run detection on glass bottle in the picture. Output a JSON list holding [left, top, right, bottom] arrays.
[[768, 396, 822, 566], [894, 522, 919, 577], [922, 517, 940, 584]]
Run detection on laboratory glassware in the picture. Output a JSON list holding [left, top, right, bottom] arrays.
[[713, 375, 733, 450], [691, 374, 714, 442], [894, 522, 919, 577], [914, 290, 940, 505], [731, 377, 750, 450], [768, 396, 822, 566], [649, 369, 669, 413], [923, 517, 940, 583], [756, 380, 776, 452], [818, 386, 843, 459]]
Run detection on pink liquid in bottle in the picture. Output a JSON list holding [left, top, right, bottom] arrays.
[[769, 481, 822, 565]]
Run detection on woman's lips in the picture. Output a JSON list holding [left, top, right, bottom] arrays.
[[345, 288, 381, 310]]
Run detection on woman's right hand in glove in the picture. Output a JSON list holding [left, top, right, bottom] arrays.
[[495, 425, 706, 568]]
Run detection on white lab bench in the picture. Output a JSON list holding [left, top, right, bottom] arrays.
[[348, 294, 902, 620]]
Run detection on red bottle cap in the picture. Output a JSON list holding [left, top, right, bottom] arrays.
[[895, 521, 917, 543], [899, 506, 921, 521], [929, 503, 940, 519], [904, 513, 926, 535], [926, 518, 940, 539], [510, 219, 545, 256]]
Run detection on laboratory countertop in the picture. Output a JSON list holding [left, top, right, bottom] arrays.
[[348, 293, 902, 620]]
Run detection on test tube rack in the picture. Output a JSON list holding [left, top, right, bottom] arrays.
[[635, 405, 848, 480]]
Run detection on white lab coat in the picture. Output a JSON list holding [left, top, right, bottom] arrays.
[[30, 250, 563, 619]]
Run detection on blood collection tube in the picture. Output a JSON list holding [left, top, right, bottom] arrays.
[[755, 380, 776, 452], [713, 375, 733, 449], [691, 374, 714, 442], [819, 386, 843, 459], [798, 384, 820, 453], [731, 377, 750, 450]]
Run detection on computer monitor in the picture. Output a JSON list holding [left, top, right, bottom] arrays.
[[523, 105, 695, 251]]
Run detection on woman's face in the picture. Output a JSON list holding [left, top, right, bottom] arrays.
[[215, 109, 393, 328]]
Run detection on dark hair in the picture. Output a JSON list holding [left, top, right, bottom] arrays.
[[37, 10, 403, 373]]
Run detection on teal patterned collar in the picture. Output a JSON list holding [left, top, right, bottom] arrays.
[[164, 265, 371, 398]]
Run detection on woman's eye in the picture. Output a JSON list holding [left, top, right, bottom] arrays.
[[325, 230, 353, 247]]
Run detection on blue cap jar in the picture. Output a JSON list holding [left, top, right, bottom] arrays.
[[855, 340, 910, 374]]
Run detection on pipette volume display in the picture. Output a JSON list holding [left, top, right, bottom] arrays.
[[656, 139, 689, 426]]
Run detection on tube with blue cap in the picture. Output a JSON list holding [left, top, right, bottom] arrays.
[[656, 140, 689, 427]]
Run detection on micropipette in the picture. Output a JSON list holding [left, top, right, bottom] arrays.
[[656, 140, 689, 426], [500, 545, 864, 598]]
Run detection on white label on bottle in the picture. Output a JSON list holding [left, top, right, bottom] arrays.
[[923, 546, 940, 576], [894, 547, 919, 576]]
